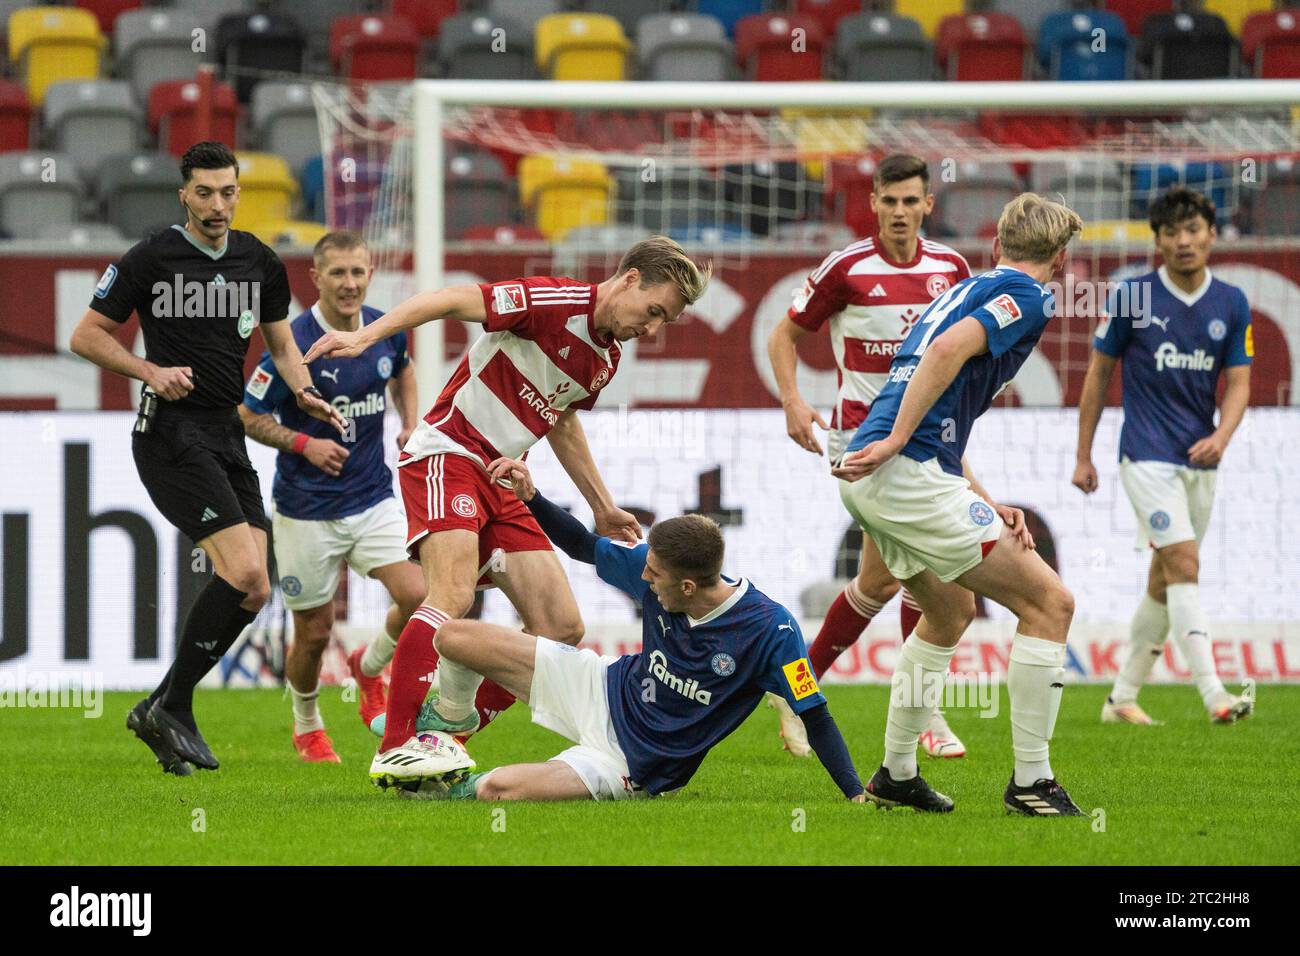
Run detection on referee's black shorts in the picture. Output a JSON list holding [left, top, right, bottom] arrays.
[[132, 405, 270, 544]]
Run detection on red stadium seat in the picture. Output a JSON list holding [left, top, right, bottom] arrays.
[[1102, 0, 1173, 41], [147, 80, 239, 158], [390, 0, 459, 40], [330, 14, 421, 82], [736, 13, 826, 81], [75, 0, 142, 35], [936, 12, 1028, 81], [793, 0, 863, 37], [824, 155, 882, 238], [0, 80, 31, 153], [1243, 10, 1300, 78]]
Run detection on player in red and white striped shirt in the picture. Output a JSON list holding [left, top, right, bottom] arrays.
[[767, 154, 981, 760], [304, 237, 711, 785]]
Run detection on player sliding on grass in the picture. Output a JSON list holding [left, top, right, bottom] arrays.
[[834, 194, 1085, 816], [372, 456, 868, 803], [301, 237, 710, 784], [768, 153, 974, 759]]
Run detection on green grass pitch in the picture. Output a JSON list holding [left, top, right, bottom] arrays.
[[2, 685, 1297, 865]]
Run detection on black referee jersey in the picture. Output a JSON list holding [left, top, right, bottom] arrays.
[[89, 224, 293, 409]]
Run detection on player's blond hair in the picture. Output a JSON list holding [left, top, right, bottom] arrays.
[[996, 193, 1083, 264], [617, 236, 711, 306]]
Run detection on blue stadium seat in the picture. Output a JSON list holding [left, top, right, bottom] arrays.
[[1130, 162, 1230, 224], [1038, 9, 1130, 81], [299, 154, 325, 224], [694, 0, 765, 37]]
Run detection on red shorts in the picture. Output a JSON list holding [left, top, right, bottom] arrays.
[[398, 453, 553, 576]]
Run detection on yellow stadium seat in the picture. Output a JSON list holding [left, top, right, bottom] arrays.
[[1079, 220, 1151, 244], [784, 109, 872, 179], [535, 13, 631, 81], [1203, 0, 1273, 37], [250, 220, 329, 249], [517, 154, 612, 240], [233, 152, 299, 231], [895, 0, 964, 39], [8, 7, 103, 106]]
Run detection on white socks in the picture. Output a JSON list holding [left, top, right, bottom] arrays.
[[289, 680, 324, 734], [883, 634, 957, 781], [1110, 593, 1169, 704], [434, 657, 484, 722], [360, 628, 398, 677], [1008, 633, 1066, 787], [1165, 582, 1226, 708]]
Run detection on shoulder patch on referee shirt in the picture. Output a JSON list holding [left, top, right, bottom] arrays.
[[782, 658, 820, 701], [493, 283, 527, 315], [246, 366, 273, 399], [93, 265, 117, 299], [985, 293, 1022, 329]]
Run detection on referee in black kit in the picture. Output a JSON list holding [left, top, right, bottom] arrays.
[[70, 142, 346, 775]]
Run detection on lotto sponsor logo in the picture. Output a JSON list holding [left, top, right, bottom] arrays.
[[782, 658, 819, 701], [647, 649, 712, 705], [246, 366, 273, 399], [985, 293, 1022, 329], [452, 494, 477, 518], [331, 393, 386, 418], [493, 283, 527, 314], [1153, 342, 1215, 373], [518, 384, 559, 426]]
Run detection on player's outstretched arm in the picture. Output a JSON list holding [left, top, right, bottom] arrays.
[[547, 410, 641, 542], [798, 703, 866, 801], [1072, 349, 1117, 494], [302, 284, 485, 363]]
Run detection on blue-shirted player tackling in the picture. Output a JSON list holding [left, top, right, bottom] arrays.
[[1074, 188, 1254, 725], [371, 456, 867, 803], [834, 194, 1085, 816], [239, 231, 425, 762]]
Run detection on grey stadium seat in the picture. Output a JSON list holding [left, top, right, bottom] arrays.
[[252, 81, 319, 176], [170, 0, 256, 32], [1029, 157, 1123, 194], [1044, 173, 1128, 222], [481, 0, 561, 34], [114, 8, 211, 103], [445, 148, 514, 239], [0, 152, 84, 239], [97, 152, 183, 239], [834, 14, 934, 82], [43, 80, 144, 179], [439, 14, 536, 79], [932, 161, 1023, 237], [603, 0, 676, 39], [616, 165, 725, 233], [638, 13, 732, 82], [991, 0, 1062, 38], [36, 221, 127, 245]]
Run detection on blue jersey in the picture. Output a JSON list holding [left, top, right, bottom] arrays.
[[595, 537, 826, 796], [1094, 267, 1252, 468], [242, 304, 409, 520], [848, 267, 1056, 475]]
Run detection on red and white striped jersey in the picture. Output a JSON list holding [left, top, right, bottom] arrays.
[[788, 236, 970, 443], [399, 276, 620, 470]]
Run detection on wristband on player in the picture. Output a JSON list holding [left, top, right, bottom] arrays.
[[291, 432, 311, 455]]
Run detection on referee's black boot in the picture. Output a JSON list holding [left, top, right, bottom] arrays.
[[145, 700, 219, 771], [127, 698, 193, 777]]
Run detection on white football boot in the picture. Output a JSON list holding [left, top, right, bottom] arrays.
[[1208, 686, 1255, 724], [765, 692, 811, 758], [918, 708, 966, 758], [1101, 696, 1160, 725], [369, 733, 476, 790]]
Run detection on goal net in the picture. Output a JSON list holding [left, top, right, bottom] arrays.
[[303, 81, 1300, 684]]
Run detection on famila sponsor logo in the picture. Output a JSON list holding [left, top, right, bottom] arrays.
[[1154, 342, 1215, 373], [647, 649, 712, 705], [331, 393, 386, 418]]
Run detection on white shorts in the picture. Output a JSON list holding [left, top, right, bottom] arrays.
[[1119, 457, 1217, 550], [838, 455, 1003, 583], [528, 637, 647, 801], [271, 496, 409, 611], [827, 428, 853, 465]]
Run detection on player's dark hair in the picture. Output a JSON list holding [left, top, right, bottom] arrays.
[[648, 515, 724, 585], [874, 153, 929, 192], [180, 141, 239, 183], [313, 229, 369, 264], [1149, 187, 1216, 234]]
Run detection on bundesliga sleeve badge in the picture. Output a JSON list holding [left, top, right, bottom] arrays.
[[492, 283, 527, 315]]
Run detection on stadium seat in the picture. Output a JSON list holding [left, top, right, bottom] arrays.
[[461, 223, 546, 243], [695, 0, 765, 37], [931, 161, 1022, 238], [43, 80, 144, 179], [249, 218, 328, 248], [1038, 8, 1131, 81], [824, 155, 881, 237], [251, 82, 317, 179], [0, 80, 31, 152], [638, 13, 732, 82], [439, 13, 536, 79], [1041, 171, 1129, 222], [833, 13, 933, 82], [331, 14, 421, 82], [216, 12, 306, 103], [600, 0, 673, 40], [617, 164, 726, 233], [96, 151, 183, 237], [736, 14, 827, 81], [1247, 161, 1300, 234], [895, 0, 964, 39], [1243, 9, 1300, 78], [263, 0, 361, 67], [484, 0, 562, 33], [445, 148, 514, 239], [790, 109, 871, 179], [536, 13, 631, 80], [147, 80, 239, 158], [233, 151, 299, 229], [8, 7, 104, 107], [1130, 160, 1229, 223], [1078, 219, 1150, 243], [991, 0, 1063, 38], [36, 220, 125, 243], [724, 160, 822, 237], [518, 154, 612, 239], [172, 0, 255, 31], [937, 13, 1029, 81], [114, 8, 209, 104], [391, 0, 459, 40], [1139, 10, 1238, 79], [75, 0, 142, 35], [299, 153, 325, 223], [793, 0, 864, 37], [1102, 0, 1173, 40], [0, 151, 84, 238], [1203, 0, 1272, 37]]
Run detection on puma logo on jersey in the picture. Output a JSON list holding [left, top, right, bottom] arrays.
[[320, 368, 340, 383], [1148, 315, 1170, 332]]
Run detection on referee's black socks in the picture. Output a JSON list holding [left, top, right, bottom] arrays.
[[158, 575, 258, 732]]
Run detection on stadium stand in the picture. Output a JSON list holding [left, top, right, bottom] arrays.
[[1103, 0, 1173, 39], [36, 220, 125, 243], [43, 80, 144, 179], [1203, 0, 1273, 37], [75, 0, 142, 35], [446, 147, 514, 239], [232, 151, 299, 229], [331, 14, 421, 82], [736, 13, 826, 81], [1242, 8, 1300, 77], [896, 0, 965, 38], [97, 150, 182, 237], [114, 8, 209, 104], [0, 150, 83, 237], [251, 81, 317, 178], [1247, 160, 1300, 234], [148, 79, 239, 157], [0, 79, 30, 152], [931, 160, 1023, 237], [794, 0, 865, 36], [1138, 9, 1238, 79], [535, 13, 632, 81], [8, 5, 103, 107], [483, 0, 563, 33], [518, 153, 613, 238], [937, 12, 1030, 82], [216, 11, 307, 103], [439, 13, 536, 79], [833, 13, 933, 81], [724, 159, 822, 236], [695, 0, 767, 37], [1038, 7, 1131, 81], [299, 153, 325, 223], [638, 13, 733, 82]]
